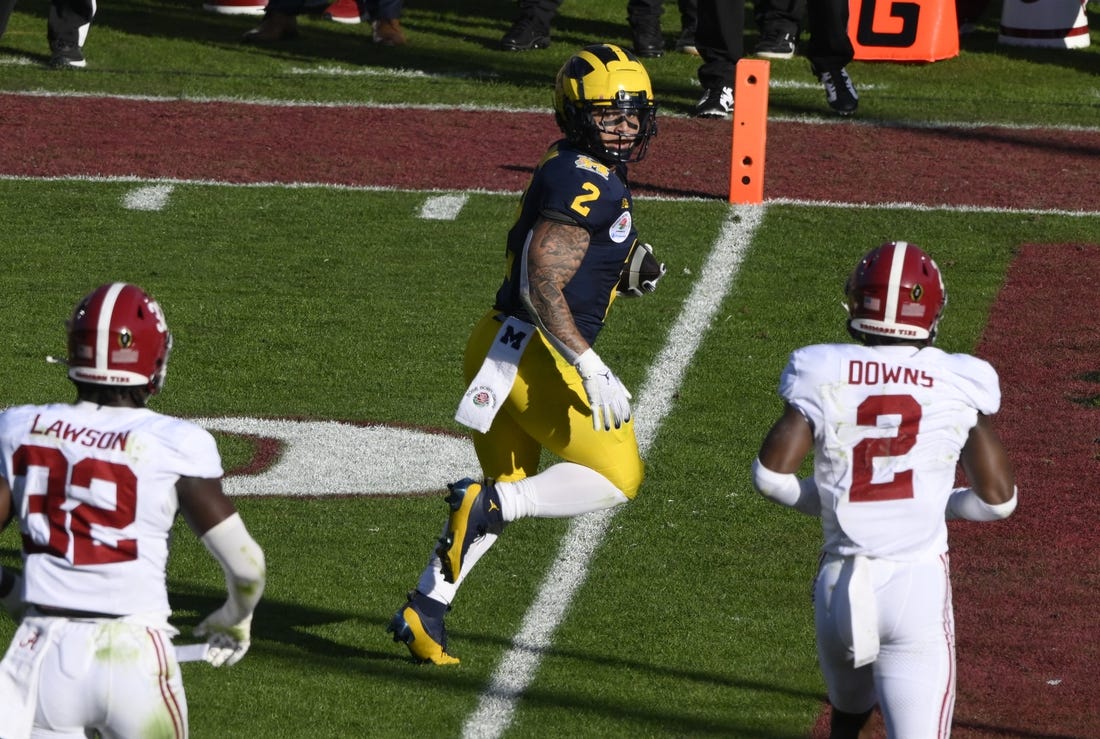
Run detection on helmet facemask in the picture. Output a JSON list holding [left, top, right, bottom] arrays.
[[582, 94, 657, 164]]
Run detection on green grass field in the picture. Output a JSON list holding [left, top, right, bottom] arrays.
[[1, 0, 1099, 736]]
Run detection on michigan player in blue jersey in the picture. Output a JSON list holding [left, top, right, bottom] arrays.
[[388, 43, 664, 664]]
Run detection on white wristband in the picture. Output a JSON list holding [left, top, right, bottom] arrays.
[[574, 348, 604, 375], [751, 458, 821, 517], [946, 486, 1018, 521]]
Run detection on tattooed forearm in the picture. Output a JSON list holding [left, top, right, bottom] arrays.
[[523, 218, 590, 360]]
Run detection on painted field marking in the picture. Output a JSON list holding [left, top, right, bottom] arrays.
[[419, 193, 469, 220], [461, 203, 765, 739], [123, 184, 174, 211], [289, 65, 435, 79], [194, 417, 479, 495]]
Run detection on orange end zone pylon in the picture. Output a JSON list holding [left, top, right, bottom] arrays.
[[729, 59, 770, 205]]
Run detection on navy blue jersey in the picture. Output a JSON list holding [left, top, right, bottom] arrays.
[[493, 140, 637, 346]]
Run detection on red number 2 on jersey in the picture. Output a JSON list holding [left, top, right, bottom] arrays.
[[850, 394, 921, 503], [14, 445, 139, 565]]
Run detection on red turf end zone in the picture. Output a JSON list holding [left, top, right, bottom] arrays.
[[953, 243, 1099, 739], [1, 93, 1099, 210]]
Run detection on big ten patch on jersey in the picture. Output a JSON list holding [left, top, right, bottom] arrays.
[[572, 154, 612, 180]]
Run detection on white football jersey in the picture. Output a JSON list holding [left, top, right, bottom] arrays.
[[0, 401, 223, 621], [780, 343, 1000, 559]]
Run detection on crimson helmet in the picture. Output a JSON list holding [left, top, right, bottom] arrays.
[[845, 241, 946, 343], [553, 43, 658, 164], [67, 283, 173, 394]]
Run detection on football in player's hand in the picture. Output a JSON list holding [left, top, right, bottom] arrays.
[[617, 242, 666, 297]]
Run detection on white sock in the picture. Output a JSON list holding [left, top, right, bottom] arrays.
[[416, 523, 500, 604], [498, 462, 629, 521]]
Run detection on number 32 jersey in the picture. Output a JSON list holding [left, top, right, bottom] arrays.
[[0, 401, 223, 623], [779, 343, 1000, 560]]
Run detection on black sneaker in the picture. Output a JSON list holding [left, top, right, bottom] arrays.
[[675, 26, 698, 56], [755, 29, 796, 59], [48, 42, 86, 69], [819, 67, 858, 116], [694, 86, 733, 119], [631, 19, 664, 57], [500, 19, 550, 51]]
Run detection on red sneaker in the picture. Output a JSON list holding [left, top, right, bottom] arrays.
[[323, 0, 362, 24], [203, 0, 267, 16]]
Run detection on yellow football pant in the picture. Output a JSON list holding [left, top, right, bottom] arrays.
[[463, 310, 644, 499]]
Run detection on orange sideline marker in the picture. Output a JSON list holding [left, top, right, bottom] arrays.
[[849, 0, 959, 61], [729, 59, 770, 205]]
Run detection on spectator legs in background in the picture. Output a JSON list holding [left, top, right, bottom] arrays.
[[754, 0, 801, 58], [0, 0, 18, 37], [805, 0, 857, 114], [243, 0, 300, 43], [367, 0, 406, 45], [47, 0, 94, 67], [676, 0, 699, 55], [500, 0, 559, 50], [628, 0, 665, 57], [693, 0, 743, 118]]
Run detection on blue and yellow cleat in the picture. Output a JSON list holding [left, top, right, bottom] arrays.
[[387, 591, 459, 665], [436, 478, 503, 584]]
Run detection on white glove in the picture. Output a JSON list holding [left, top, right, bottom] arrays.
[[193, 606, 253, 667], [574, 349, 632, 431]]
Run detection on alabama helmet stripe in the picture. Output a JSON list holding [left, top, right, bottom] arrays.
[[883, 240, 909, 328], [94, 282, 126, 374]]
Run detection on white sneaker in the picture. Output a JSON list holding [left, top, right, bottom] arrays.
[[694, 86, 733, 118]]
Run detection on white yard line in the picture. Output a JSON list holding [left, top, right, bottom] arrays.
[[461, 203, 765, 739]]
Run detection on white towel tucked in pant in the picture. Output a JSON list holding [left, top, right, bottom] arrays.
[[454, 316, 535, 433], [848, 555, 881, 668]]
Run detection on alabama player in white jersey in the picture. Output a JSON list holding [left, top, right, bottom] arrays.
[[0, 282, 266, 739], [751, 242, 1018, 738]]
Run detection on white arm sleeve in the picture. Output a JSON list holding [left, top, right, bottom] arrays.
[[201, 513, 267, 624], [751, 458, 822, 517], [946, 486, 1018, 521]]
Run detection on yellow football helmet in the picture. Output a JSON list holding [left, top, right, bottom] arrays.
[[553, 43, 658, 164]]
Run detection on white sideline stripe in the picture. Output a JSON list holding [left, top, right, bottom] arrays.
[[765, 197, 1100, 218], [288, 65, 436, 79], [4, 175, 1095, 216], [122, 184, 174, 211], [461, 204, 764, 739], [419, 193, 468, 220], [4, 91, 1099, 133]]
